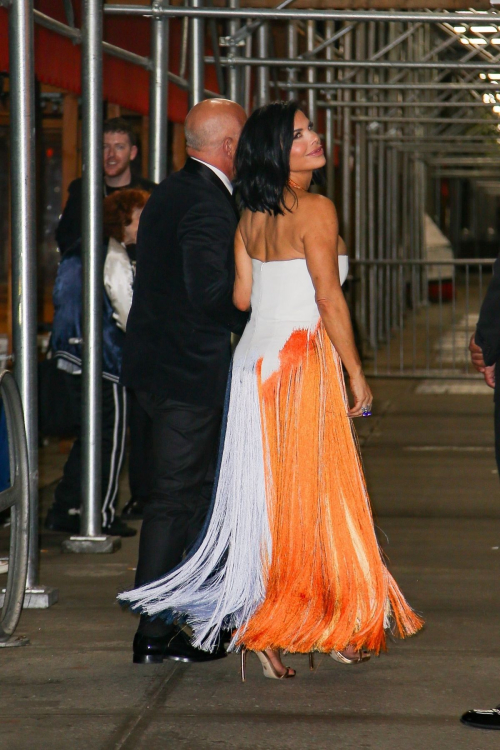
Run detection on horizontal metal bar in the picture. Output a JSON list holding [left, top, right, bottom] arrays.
[[280, 82, 500, 91], [34, 9, 80, 40], [428, 157, 500, 164], [319, 101, 497, 108], [206, 57, 500, 71], [102, 40, 150, 68], [369, 135, 500, 141], [353, 116, 500, 124], [433, 170, 500, 177], [350, 259, 494, 265], [34, 9, 218, 93], [103, 6, 500, 25]]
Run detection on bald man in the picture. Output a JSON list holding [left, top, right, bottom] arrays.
[[122, 99, 248, 665]]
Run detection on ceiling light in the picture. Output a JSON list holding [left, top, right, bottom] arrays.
[[491, 38, 500, 44], [489, 73, 500, 80], [480, 73, 487, 79], [460, 38, 470, 44], [470, 25, 498, 33], [483, 93, 495, 103], [469, 38, 488, 45], [493, 105, 500, 113], [453, 25, 467, 33]]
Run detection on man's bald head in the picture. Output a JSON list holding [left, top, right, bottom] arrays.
[[184, 99, 247, 179]]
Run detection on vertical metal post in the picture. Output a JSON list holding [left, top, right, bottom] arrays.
[[189, 0, 204, 108], [256, 22, 270, 108], [243, 21, 252, 115], [149, 3, 169, 183], [81, 0, 103, 537], [9, 0, 38, 589], [227, 0, 240, 104], [286, 21, 298, 102], [306, 20, 317, 127], [342, 25, 352, 249], [325, 20, 335, 201], [63, 0, 119, 554]]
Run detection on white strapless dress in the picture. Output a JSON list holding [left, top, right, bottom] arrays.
[[119, 255, 423, 654]]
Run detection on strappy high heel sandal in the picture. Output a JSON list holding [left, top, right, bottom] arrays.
[[240, 648, 296, 682], [330, 648, 371, 665]]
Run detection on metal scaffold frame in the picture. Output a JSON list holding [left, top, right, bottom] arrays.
[[6, 1, 500, 564]]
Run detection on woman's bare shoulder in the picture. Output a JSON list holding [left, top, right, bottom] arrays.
[[295, 193, 338, 228]]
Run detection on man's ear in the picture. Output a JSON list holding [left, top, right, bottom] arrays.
[[223, 137, 233, 158], [130, 145, 138, 162]]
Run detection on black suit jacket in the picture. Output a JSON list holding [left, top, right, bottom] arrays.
[[475, 254, 500, 401], [56, 174, 156, 254], [121, 158, 248, 408]]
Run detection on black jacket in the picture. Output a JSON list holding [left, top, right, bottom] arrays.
[[475, 254, 500, 400], [56, 174, 156, 254], [121, 158, 248, 408]]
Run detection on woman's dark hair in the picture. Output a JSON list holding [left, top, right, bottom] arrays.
[[103, 189, 150, 242], [234, 100, 301, 216]]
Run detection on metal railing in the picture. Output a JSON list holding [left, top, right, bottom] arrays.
[[351, 259, 495, 378], [0, 371, 30, 645]]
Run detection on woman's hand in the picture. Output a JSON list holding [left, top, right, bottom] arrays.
[[347, 371, 373, 418]]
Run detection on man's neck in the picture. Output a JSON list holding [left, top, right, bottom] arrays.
[[105, 168, 132, 188]]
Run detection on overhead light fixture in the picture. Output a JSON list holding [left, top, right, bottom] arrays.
[[480, 73, 487, 79], [470, 25, 498, 33], [469, 38, 488, 45], [453, 26, 467, 33], [483, 93, 496, 102], [491, 38, 500, 44], [460, 38, 470, 44], [489, 73, 500, 80], [493, 105, 500, 113]]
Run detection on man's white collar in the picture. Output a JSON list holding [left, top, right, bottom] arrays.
[[190, 157, 233, 195]]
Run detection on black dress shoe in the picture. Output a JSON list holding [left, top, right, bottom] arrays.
[[164, 629, 227, 664], [133, 629, 227, 665], [133, 631, 175, 664], [461, 706, 500, 730]]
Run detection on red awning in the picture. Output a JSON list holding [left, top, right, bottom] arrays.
[[0, 1, 220, 122]]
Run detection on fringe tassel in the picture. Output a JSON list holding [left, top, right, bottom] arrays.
[[239, 324, 423, 654], [118, 352, 271, 652]]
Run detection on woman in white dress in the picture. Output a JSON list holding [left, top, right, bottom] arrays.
[[119, 102, 423, 680]]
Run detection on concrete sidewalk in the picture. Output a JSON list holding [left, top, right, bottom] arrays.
[[1, 378, 500, 750]]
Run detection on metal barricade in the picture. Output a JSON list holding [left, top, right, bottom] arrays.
[[0, 371, 30, 646], [350, 259, 495, 378]]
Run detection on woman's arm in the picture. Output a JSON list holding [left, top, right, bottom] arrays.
[[303, 196, 372, 417], [233, 224, 253, 311]]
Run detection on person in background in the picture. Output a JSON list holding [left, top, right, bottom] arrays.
[[463, 257, 500, 730], [45, 189, 150, 537], [56, 117, 155, 256]]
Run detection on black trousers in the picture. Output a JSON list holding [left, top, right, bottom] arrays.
[[134, 391, 221, 636], [127, 389, 152, 504], [53, 373, 128, 527], [495, 397, 500, 475]]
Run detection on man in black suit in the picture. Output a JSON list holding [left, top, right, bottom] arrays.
[[462, 255, 500, 730], [122, 98, 248, 664]]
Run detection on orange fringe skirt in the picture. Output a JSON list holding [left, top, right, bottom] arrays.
[[119, 320, 423, 654]]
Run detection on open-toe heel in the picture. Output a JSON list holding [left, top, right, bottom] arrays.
[[240, 648, 295, 680], [330, 648, 371, 665]]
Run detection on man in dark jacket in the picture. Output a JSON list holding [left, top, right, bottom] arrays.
[[123, 98, 248, 665], [462, 256, 500, 729], [56, 117, 155, 255]]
